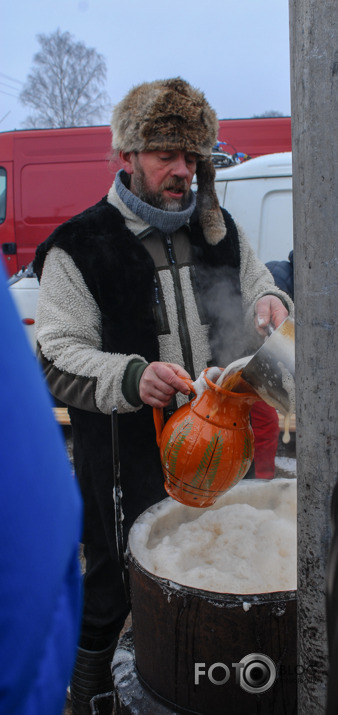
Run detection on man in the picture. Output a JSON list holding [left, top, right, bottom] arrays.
[[33, 77, 293, 714]]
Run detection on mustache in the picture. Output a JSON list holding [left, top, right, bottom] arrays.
[[161, 179, 189, 193]]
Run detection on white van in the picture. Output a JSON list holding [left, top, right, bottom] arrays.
[[9, 152, 293, 350], [213, 151, 293, 264]]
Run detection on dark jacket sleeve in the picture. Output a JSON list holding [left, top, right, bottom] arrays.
[[266, 251, 294, 301]]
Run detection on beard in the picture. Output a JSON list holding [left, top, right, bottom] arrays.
[[132, 162, 191, 211]]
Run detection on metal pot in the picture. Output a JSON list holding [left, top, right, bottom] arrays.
[[218, 317, 295, 416]]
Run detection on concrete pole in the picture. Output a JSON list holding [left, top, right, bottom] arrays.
[[289, 0, 338, 712]]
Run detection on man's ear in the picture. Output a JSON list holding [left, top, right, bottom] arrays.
[[119, 151, 134, 174]]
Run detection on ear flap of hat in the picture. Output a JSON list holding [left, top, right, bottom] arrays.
[[195, 159, 227, 245]]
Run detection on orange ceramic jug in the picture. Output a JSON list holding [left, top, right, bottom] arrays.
[[153, 367, 260, 508]]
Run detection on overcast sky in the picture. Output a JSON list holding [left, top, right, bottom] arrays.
[[1, 0, 291, 133]]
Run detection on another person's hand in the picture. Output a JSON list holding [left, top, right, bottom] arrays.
[[254, 296, 288, 336], [139, 362, 191, 408]]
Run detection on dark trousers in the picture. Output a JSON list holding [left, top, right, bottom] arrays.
[[69, 406, 166, 649]]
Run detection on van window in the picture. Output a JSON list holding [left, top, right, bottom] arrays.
[[0, 168, 6, 223]]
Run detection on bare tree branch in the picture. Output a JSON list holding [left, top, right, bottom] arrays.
[[19, 29, 110, 128]]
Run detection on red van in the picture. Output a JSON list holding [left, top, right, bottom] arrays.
[[0, 126, 121, 276]]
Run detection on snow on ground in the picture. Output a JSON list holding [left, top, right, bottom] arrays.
[[275, 456, 297, 477]]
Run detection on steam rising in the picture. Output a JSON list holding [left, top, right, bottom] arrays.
[[196, 264, 251, 368]]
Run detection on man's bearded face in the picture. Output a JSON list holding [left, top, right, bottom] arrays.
[[130, 151, 197, 211]]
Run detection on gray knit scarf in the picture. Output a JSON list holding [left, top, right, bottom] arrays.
[[115, 169, 196, 232]]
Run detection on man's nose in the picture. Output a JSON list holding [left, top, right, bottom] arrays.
[[171, 154, 191, 178]]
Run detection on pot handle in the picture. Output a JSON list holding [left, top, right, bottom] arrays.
[[153, 377, 195, 447]]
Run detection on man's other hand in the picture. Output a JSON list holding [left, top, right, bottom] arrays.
[[254, 296, 288, 336], [139, 362, 191, 407]]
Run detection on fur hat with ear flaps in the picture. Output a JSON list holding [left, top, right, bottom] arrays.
[[111, 77, 226, 245]]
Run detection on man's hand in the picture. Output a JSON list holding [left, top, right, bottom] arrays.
[[254, 296, 288, 336], [139, 362, 191, 408]]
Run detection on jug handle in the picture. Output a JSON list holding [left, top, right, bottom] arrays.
[[153, 377, 195, 447]]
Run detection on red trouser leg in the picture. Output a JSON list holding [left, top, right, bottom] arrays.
[[250, 401, 279, 479]]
